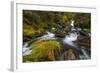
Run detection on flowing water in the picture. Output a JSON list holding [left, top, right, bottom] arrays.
[[23, 43, 32, 56], [22, 31, 56, 56], [63, 32, 78, 48], [23, 20, 90, 60]]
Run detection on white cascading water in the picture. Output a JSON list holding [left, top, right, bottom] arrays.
[[63, 33, 78, 47], [63, 20, 78, 47], [36, 31, 56, 42], [71, 20, 74, 27], [81, 49, 90, 59], [23, 43, 28, 52], [43, 31, 55, 39], [23, 43, 32, 56], [63, 20, 90, 59]]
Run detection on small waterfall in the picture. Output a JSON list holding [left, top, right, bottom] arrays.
[[63, 33, 78, 48], [71, 20, 74, 27], [80, 48, 90, 59], [63, 20, 78, 48], [23, 43, 29, 53], [23, 49, 32, 56], [23, 43, 32, 56]]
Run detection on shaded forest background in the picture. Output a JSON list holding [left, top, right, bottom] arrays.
[[23, 10, 91, 42]]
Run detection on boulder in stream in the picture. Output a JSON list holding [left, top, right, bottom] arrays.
[[63, 49, 79, 60]]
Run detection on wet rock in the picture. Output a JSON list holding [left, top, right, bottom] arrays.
[[76, 35, 90, 49], [63, 49, 79, 60], [55, 32, 66, 38]]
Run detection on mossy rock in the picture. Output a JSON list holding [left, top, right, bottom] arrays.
[[23, 40, 64, 62]]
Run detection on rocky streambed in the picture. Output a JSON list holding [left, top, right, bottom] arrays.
[[23, 30, 91, 62]]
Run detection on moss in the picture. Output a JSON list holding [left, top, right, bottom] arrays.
[[83, 28, 90, 33], [23, 23, 45, 38], [23, 23, 35, 37], [23, 40, 64, 62]]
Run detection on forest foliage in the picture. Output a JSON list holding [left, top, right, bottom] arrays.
[[23, 10, 91, 39]]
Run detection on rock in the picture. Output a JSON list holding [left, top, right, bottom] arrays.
[[63, 49, 79, 60], [55, 32, 66, 38], [77, 35, 90, 49]]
